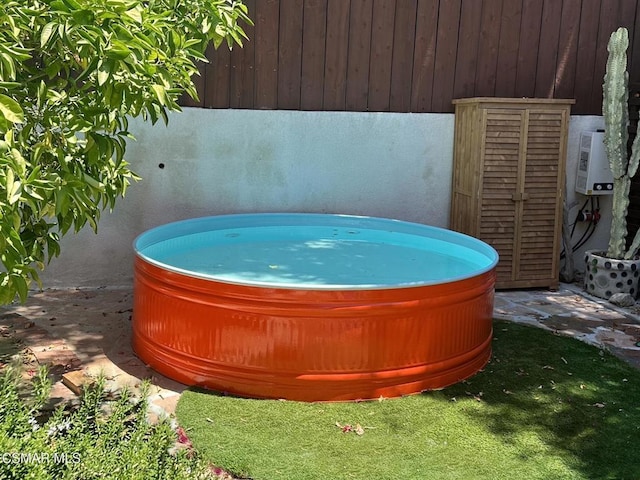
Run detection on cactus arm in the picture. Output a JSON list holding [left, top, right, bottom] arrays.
[[624, 226, 640, 259], [603, 27, 632, 259], [603, 27, 630, 180], [624, 130, 640, 258], [627, 119, 640, 178]]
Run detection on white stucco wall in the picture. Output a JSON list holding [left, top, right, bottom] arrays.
[[39, 108, 611, 288], [41, 109, 454, 287]]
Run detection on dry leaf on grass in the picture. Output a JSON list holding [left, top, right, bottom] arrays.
[[336, 422, 368, 435]]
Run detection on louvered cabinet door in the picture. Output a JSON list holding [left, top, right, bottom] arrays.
[[478, 109, 523, 285], [451, 98, 573, 290], [518, 109, 567, 288]]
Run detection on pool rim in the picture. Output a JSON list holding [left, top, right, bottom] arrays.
[[133, 212, 499, 291]]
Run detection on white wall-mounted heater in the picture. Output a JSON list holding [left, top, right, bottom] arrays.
[[575, 131, 614, 195]]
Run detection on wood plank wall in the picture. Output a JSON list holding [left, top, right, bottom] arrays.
[[182, 0, 640, 115]]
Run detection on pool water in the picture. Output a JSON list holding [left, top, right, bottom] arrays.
[[137, 218, 497, 289]]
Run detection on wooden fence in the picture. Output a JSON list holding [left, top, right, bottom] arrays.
[[182, 0, 640, 115]]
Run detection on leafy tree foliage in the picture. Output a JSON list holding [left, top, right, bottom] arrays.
[[0, 0, 250, 304]]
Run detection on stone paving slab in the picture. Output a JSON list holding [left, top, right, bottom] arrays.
[[0, 283, 638, 420], [0, 288, 184, 420], [494, 283, 640, 369]]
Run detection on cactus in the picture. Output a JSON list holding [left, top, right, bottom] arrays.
[[602, 27, 640, 259]]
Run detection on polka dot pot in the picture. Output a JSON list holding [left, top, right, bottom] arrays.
[[584, 250, 640, 300]]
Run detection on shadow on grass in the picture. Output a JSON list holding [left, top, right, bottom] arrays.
[[435, 320, 640, 479], [177, 320, 640, 480]]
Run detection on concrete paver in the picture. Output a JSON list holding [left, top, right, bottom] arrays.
[[0, 283, 638, 420], [494, 283, 640, 368], [0, 287, 184, 421]]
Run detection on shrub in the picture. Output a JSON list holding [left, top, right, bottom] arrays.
[[0, 364, 216, 479], [0, 0, 250, 304]]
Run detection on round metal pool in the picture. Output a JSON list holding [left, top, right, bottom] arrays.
[[132, 213, 498, 402]]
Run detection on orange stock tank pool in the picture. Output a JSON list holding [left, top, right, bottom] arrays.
[[132, 214, 498, 402]]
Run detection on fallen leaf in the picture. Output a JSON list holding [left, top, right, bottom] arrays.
[[466, 391, 484, 402], [336, 422, 353, 433], [175, 427, 192, 447], [592, 403, 605, 408]]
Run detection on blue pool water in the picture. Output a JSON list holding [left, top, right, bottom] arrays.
[[135, 214, 498, 289]]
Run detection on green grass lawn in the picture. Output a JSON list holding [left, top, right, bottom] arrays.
[[176, 320, 640, 480]]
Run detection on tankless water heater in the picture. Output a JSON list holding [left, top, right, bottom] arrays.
[[575, 131, 614, 195]]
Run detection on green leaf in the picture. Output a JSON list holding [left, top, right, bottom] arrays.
[[83, 173, 104, 190], [50, 1, 69, 12], [26, 165, 42, 183], [75, 56, 100, 84], [40, 22, 57, 48], [46, 233, 61, 260], [125, 6, 143, 23], [8, 179, 21, 204], [151, 84, 167, 106], [61, 0, 82, 9], [58, 213, 74, 235], [36, 80, 47, 108], [97, 63, 110, 86], [0, 276, 16, 305], [106, 42, 131, 61], [5, 167, 14, 194], [0, 81, 21, 90], [0, 54, 16, 82], [0, 94, 23, 124], [12, 274, 29, 303], [72, 9, 95, 25]]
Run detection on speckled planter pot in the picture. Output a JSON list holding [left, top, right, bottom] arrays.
[[584, 250, 640, 299]]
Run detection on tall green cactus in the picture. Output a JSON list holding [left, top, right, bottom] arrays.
[[603, 27, 640, 259]]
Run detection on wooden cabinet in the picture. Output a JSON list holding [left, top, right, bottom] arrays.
[[450, 98, 574, 289]]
